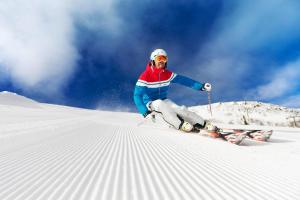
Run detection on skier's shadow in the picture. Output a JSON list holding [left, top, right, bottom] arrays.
[[267, 138, 294, 143], [241, 140, 270, 146], [241, 138, 294, 146]]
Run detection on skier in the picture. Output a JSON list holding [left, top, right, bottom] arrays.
[[133, 49, 273, 144], [133, 49, 217, 134]]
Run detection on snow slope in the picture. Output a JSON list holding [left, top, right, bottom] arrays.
[[0, 92, 300, 200]]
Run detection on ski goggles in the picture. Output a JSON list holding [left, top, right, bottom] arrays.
[[154, 55, 168, 63]]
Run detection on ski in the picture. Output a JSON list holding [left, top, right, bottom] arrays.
[[217, 129, 247, 145], [218, 128, 273, 142], [199, 129, 247, 145]]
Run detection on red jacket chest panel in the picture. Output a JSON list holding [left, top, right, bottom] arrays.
[[139, 64, 173, 83], [146, 70, 172, 82]]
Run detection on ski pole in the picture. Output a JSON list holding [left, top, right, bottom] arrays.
[[207, 91, 213, 117]]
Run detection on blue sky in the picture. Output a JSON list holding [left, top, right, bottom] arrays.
[[1, 0, 300, 112]]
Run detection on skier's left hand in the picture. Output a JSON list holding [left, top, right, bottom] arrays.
[[144, 111, 156, 122], [143, 110, 152, 118], [202, 83, 212, 92]]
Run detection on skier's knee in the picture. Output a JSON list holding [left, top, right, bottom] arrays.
[[153, 99, 165, 108]]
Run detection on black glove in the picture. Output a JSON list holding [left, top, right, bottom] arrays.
[[143, 110, 152, 118]]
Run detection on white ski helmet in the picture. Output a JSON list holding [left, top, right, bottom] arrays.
[[150, 49, 167, 61]]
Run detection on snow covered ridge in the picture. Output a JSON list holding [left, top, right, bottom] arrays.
[[190, 101, 300, 127], [0, 91, 41, 108]]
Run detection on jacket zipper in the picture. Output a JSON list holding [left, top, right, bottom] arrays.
[[158, 70, 163, 96]]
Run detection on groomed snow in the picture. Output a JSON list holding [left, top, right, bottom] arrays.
[[0, 92, 300, 200]]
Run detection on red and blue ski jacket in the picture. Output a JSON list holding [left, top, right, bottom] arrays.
[[134, 63, 204, 116]]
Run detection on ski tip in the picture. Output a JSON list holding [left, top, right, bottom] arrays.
[[224, 133, 246, 145]]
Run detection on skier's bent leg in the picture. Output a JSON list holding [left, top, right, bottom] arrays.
[[163, 99, 217, 133], [150, 99, 182, 129], [164, 99, 205, 126]]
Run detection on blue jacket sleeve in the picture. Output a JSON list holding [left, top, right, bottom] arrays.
[[171, 74, 204, 90], [133, 85, 149, 115]]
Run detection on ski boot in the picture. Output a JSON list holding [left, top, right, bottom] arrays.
[[180, 121, 194, 132], [193, 121, 219, 138]]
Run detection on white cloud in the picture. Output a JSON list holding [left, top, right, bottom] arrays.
[[248, 58, 300, 100], [0, 0, 121, 95], [206, 0, 300, 53], [0, 0, 76, 93], [187, 0, 300, 102]]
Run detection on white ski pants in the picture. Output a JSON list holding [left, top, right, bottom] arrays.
[[148, 99, 205, 129]]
